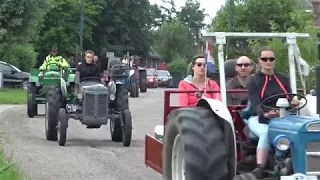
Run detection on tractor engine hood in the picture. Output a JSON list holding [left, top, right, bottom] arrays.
[[268, 115, 320, 141], [44, 71, 60, 78]]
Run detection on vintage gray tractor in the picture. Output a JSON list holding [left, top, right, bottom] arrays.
[[48, 61, 132, 146]]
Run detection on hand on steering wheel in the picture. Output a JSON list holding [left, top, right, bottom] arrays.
[[261, 93, 307, 113]]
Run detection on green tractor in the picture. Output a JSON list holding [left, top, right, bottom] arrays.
[[27, 63, 75, 124]]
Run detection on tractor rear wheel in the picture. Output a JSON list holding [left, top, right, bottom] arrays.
[[110, 85, 129, 142], [163, 107, 229, 180], [27, 85, 37, 118], [121, 109, 132, 147], [45, 87, 63, 141]]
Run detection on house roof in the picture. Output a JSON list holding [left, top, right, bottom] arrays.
[[148, 47, 161, 59]]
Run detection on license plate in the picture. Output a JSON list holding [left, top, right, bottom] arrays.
[[281, 174, 317, 180]]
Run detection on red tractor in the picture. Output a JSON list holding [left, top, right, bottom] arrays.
[[144, 32, 315, 180]]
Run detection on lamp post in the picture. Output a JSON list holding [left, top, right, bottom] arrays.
[[80, 0, 84, 62]]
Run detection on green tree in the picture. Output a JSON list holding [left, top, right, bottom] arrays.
[[178, 0, 207, 43], [0, 0, 51, 69], [90, 0, 152, 57], [33, 0, 104, 59], [153, 20, 196, 63]]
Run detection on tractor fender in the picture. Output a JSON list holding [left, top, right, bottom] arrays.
[[129, 70, 135, 77], [196, 97, 237, 175], [60, 78, 67, 98]]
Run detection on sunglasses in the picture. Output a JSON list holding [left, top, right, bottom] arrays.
[[236, 63, 250, 67], [260, 57, 275, 62], [195, 62, 205, 67]]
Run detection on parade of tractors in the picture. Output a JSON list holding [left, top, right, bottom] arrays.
[[24, 32, 320, 180]]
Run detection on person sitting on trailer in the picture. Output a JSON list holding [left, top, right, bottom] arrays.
[[178, 55, 222, 106], [226, 56, 254, 105], [77, 50, 100, 82], [246, 47, 299, 179]]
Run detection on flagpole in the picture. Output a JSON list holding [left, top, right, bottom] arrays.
[[204, 40, 209, 96]]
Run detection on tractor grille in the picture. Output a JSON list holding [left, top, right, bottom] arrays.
[[97, 94, 108, 117], [84, 94, 95, 116], [305, 141, 320, 177], [83, 94, 108, 118]]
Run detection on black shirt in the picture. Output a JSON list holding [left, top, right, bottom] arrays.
[[247, 71, 292, 124], [77, 62, 101, 80]]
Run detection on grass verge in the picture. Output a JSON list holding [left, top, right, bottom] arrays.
[[0, 152, 21, 180], [0, 88, 26, 104]]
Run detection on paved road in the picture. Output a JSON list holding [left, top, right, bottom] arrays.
[[0, 89, 177, 180]]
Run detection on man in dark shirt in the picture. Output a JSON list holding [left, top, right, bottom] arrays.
[[227, 56, 254, 105], [77, 50, 100, 81]]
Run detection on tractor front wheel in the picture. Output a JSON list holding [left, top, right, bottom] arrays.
[[163, 107, 230, 180], [45, 87, 63, 141], [122, 109, 132, 147], [57, 108, 68, 146]]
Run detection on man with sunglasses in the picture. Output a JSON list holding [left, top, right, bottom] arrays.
[[39, 47, 69, 70], [226, 56, 253, 105]]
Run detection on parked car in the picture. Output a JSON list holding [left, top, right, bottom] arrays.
[[146, 69, 158, 88], [156, 70, 173, 88], [0, 61, 30, 90]]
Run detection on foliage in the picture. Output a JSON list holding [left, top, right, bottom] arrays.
[[168, 55, 189, 78], [33, 0, 104, 57], [2, 44, 37, 72], [90, 0, 152, 57], [177, 0, 207, 43], [153, 20, 196, 63]]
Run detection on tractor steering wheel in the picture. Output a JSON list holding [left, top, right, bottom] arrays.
[[80, 76, 102, 83], [261, 93, 307, 112], [45, 62, 63, 70]]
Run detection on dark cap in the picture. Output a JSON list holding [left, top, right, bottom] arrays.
[[52, 46, 58, 51]]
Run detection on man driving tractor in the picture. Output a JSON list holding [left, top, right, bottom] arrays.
[[39, 47, 69, 70]]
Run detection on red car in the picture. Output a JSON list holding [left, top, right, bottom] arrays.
[[146, 69, 158, 88]]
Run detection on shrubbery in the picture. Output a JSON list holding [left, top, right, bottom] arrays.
[[1, 43, 37, 72], [168, 55, 190, 87]]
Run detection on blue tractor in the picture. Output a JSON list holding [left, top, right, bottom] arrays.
[[161, 32, 320, 180]]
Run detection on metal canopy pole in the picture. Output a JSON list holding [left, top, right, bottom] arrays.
[[286, 35, 297, 94], [201, 32, 310, 105]]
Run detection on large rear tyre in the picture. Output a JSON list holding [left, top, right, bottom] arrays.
[[130, 83, 139, 98], [27, 85, 37, 118], [233, 173, 257, 180], [122, 109, 132, 147], [45, 87, 63, 141], [163, 107, 229, 180], [57, 108, 68, 146], [110, 85, 129, 142], [140, 78, 147, 93]]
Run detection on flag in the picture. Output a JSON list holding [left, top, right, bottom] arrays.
[[205, 41, 215, 73]]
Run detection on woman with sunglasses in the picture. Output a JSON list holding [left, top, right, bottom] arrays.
[[178, 55, 221, 106], [246, 48, 298, 178]]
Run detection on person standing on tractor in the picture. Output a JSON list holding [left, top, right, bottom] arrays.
[[246, 47, 299, 179], [39, 47, 69, 70], [227, 56, 254, 105], [77, 50, 100, 80], [178, 55, 221, 106]]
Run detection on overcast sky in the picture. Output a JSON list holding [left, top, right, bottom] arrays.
[[149, 0, 226, 24]]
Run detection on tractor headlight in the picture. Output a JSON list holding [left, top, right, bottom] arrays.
[[110, 94, 116, 101], [35, 82, 40, 87], [273, 135, 290, 151]]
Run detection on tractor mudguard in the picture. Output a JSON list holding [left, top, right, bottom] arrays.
[[196, 97, 237, 176], [60, 78, 67, 98]]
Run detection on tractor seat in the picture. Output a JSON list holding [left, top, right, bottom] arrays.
[[238, 101, 259, 141]]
